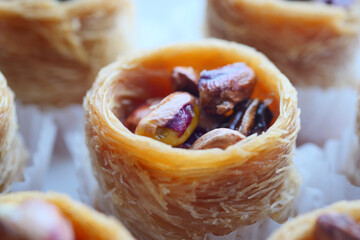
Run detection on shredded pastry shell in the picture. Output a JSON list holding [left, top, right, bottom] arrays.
[[206, 0, 360, 87], [0, 72, 27, 193], [0, 0, 132, 107], [84, 39, 301, 240]]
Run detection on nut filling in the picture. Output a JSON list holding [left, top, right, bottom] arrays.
[[314, 213, 360, 240], [126, 63, 274, 150]]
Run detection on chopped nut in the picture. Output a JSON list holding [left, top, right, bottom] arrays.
[[198, 62, 256, 115], [238, 99, 260, 136], [191, 128, 245, 150], [124, 99, 161, 132], [249, 99, 273, 135], [314, 212, 360, 240], [218, 98, 273, 136], [219, 98, 251, 130], [171, 67, 199, 96], [135, 92, 200, 146]]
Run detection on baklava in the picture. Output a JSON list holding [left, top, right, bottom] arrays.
[[84, 39, 301, 240], [206, 0, 360, 87], [0, 0, 132, 107]]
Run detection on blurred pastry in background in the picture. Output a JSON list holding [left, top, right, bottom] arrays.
[[0, 0, 133, 107], [268, 200, 360, 240], [0, 72, 27, 193], [84, 39, 300, 240], [206, 0, 360, 87], [0, 191, 135, 240]]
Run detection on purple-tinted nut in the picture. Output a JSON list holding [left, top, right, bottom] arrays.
[[171, 66, 199, 96], [314, 212, 360, 240], [199, 62, 256, 115], [0, 200, 74, 240], [124, 98, 161, 132], [191, 128, 245, 150], [135, 92, 200, 146]]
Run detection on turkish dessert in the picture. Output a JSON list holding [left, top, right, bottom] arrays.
[[206, 0, 360, 87], [0, 0, 132, 107], [0, 192, 135, 240], [0, 72, 27, 193], [268, 200, 360, 240], [84, 39, 300, 240]]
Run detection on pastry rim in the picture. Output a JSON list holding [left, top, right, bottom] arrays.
[[85, 39, 300, 170]]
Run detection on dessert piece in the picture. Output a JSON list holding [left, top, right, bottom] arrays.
[[0, 0, 132, 107], [206, 0, 360, 87], [84, 39, 300, 240], [0, 192, 135, 240], [0, 72, 27, 193], [268, 200, 360, 240]]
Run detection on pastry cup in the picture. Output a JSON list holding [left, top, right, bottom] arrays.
[[268, 200, 360, 240], [0, 191, 135, 240], [0, 72, 27, 193], [206, 0, 360, 87], [84, 39, 301, 240], [0, 0, 132, 107]]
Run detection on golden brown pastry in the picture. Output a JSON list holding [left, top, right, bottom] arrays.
[[0, 191, 135, 240], [0, 72, 27, 193], [0, 0, 132, 107], [84, 39, 301, 240], [206, 0, 360, 87], [268, 200, 360, 240]]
